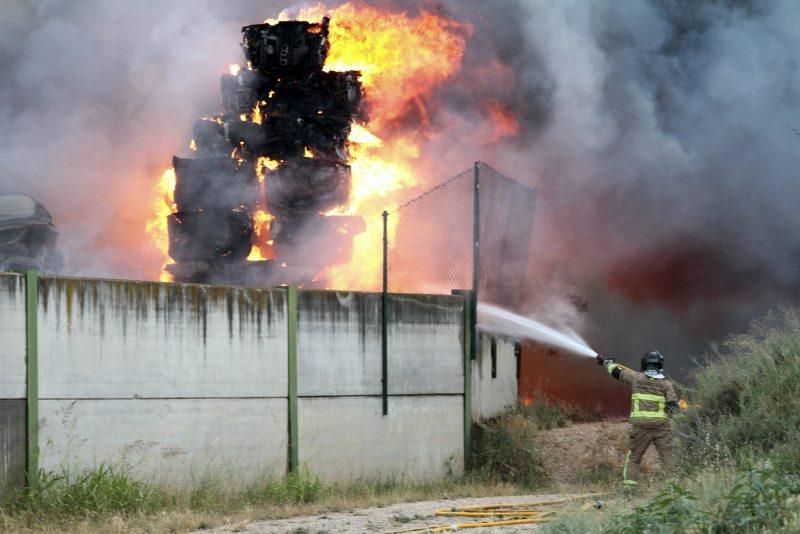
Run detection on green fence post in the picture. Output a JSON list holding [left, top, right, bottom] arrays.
[[286, 286, 299, 474], [24, 269, 39, 487], [471, 162, 480, 361], [381, 210, 389, 416]]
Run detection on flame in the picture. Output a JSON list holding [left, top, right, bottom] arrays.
[[281, 3, 470, 290], [144, 167, 176, 282], [148, 3, 469, 288], [485, 101, 520, 142], [229, 64, 241, 76], [256, 157, 279, 185], [247, 209, 275, 261], [271, 3, 471, 129]]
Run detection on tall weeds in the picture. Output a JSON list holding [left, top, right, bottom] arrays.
[[678, 305, 800, 472]]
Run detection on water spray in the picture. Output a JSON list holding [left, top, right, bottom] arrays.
[[477, 303, 598, 358]]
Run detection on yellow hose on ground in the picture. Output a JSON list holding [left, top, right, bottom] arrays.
[[386, 494, 604, 533]]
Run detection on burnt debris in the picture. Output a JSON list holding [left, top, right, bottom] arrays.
[[166, 17, 365, 285], [0, 194, 62, 273]]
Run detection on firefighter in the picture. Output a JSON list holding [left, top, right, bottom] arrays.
[[596, 351, 680, 488]]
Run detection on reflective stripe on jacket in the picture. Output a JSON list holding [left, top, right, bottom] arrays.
[[606, 362, 677, 424]]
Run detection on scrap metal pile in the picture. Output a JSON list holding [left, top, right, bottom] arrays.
[[166, 17, 365, 285], [0, 194, 62, 273]]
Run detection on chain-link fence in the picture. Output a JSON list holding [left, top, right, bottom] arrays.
[[384, 161, 537, 308], [373, 161, 536, 414]]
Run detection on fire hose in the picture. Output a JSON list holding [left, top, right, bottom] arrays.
[[386, 494, 605, 533]]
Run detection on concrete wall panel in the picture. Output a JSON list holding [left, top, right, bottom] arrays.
[[299, 395, 463, 482], [38, 278, 288, 399], [472, 334, 518, 420], [388, 295, 464, 395], [0, 400, 26, 500], [297, 291, 382, 396], [39, 398, 287, 484], [0, 273, 26, 399]]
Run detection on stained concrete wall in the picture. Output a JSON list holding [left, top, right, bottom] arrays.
[[296, 291, 466, 481], [0, 273, 26, 499], [35, 277, 289, 483], [37, 278, 288, 399], [296, 292, 464, 396], [0, 276, 517, 488], [472, 333, 519, 420], [0, 274, 26, 399]]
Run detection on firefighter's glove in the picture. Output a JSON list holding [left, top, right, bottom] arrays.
[[596, 353, 615, 366]]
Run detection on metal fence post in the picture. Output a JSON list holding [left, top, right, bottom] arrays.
[[463, 289, 473, 469], [471, 162, 480, 361], [381, 210, 389, 416], [286, 286, 299, 474], [24, 269, 39, 487]]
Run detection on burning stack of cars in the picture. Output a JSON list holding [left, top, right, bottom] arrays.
[[166, 17, 365, 285]]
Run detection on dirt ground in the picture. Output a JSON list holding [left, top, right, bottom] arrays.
[[536, 420, 661, 487], [200, 422, 659, 534]]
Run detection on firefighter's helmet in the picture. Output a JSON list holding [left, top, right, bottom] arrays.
[[641, 350, 664, 372]]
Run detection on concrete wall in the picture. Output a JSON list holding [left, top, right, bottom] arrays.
[[0, 274, 26, 399], [472, 333, 519, 420], [37, 278, 288, 399], [38, 399, 287, 484], [36, 277, 289, 483], [0, 275, 517, 489], [296, 291, 465, 481], [299, 396, 463, 481], [0, 400, 25, 500], [0, 273, 26, 499]]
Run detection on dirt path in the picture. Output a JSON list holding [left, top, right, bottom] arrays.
[[199, 494, 591, 533]]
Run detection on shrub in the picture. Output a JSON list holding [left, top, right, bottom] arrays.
[[605, 464, 800, 533], [472, 406, 549, 488]]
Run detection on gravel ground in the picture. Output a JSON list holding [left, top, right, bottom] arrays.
[[198, 422, 646, 533], [199, 494, 591, 533]]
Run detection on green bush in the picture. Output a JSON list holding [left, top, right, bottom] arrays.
[[605, 464, 800, 533], [9, 464, 167, 517], [678, 306, 800, 471]]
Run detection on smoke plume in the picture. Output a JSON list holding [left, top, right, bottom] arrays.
[[2, 0, 800, 372], [420, 0, 800, 370]]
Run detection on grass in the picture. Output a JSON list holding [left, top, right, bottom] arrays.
[[678, 305, 800, 472], [0, 465, 524, 533]]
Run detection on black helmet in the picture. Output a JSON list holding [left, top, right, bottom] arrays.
[[641, 351, 664, 372]]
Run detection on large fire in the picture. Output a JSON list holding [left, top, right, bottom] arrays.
[[147, 2, 471, 288]]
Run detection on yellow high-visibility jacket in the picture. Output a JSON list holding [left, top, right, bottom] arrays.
[[605, 361, 678, 428]]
